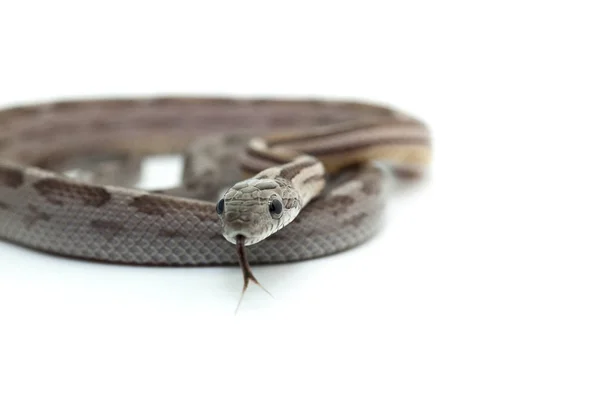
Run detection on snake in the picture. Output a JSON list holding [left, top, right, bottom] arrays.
[[0, 97, 431, 294]]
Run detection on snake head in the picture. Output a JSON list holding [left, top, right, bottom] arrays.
[[216, 177, 302, 246]]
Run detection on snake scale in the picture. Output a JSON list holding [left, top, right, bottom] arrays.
[[0, 97, 431, 280]]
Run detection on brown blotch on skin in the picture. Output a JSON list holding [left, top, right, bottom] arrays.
[[95, 99, 139, 109], [130, 195, 168, 216], [50, 100, 84, 112], [312, 194, 355, 216], [158, 229, 177, 238], [90, 219, 124, 240], [0, 201, 10, 210], [1, 105, 38, 121], [0, 165, 24, 188], [130, 194, 215, 219], [361, 177, 381, 196], [342, 212, 369, 228], [329, 195, 355, 207], [33, 178, 111, 207], [23, 205, 51, 229], [329, 195, 355, 217], [393, 168, 422, 179], [160, 97, 239, 108], [158, 228, 186, 239], [145, 97, 184, 107]]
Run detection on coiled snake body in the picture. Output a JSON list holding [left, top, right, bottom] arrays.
[[0, 97, 430, 287]]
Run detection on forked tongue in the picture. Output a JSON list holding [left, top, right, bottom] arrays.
[[235, 235, 272, 313]]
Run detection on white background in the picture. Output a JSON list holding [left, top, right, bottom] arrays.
[[1, 1, 599, 398]]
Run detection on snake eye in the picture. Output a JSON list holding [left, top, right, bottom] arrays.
[[269, 198, 283, 218], [216, 198, 225, 215]]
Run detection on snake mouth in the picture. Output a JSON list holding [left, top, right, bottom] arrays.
[[223, 232, 261, 246], [235, 234, 245, 247]]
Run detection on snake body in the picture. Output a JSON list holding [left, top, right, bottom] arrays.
[[0, 97, 431, 266]]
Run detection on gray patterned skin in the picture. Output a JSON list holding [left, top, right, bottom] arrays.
[[0, 97, 431, 266]]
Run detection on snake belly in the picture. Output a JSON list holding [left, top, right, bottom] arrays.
[[0, 97, 431, 265]]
